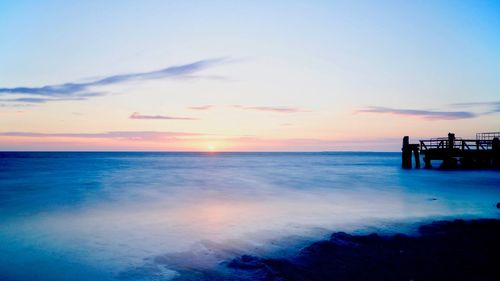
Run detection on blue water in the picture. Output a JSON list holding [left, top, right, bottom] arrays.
[[0, 152, 499, 280]]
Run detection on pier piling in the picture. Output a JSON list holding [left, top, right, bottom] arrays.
[[493, 137, 500, 168], [413, 148, 420, 168], [402, 136, 420, 169], [402, 136, 411, 169]]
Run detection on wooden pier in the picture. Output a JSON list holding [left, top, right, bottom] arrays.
[[402, 132, 500, 169]]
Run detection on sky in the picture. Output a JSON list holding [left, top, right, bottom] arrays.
[[0, 0, 499, 151]]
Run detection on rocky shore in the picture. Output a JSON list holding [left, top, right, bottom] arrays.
[[173, 219, 500, 281]]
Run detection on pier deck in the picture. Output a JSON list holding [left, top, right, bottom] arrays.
[[402, 132, 500, 169]]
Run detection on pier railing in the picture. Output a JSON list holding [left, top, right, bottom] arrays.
[[476, 132, 500, 141], [420, 138, 494, 151]]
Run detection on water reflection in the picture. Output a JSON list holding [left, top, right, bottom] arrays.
[[0, 152, 499, 280]]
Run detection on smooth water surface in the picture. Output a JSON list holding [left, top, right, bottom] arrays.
[[0, 152, 499, 280]]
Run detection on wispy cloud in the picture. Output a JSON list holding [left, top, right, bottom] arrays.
[[450, 101, 500, 114], [129, 112, 198, 120], [451, 101, 500, 107], [0, 93, 104, 104], [357, 106, 476, 120], [0, 131, 202, 140], [0, 58, 226, 104], [188, 105, 213, 110], [233, 105, 302, 113], [0, 103, 32, 107]]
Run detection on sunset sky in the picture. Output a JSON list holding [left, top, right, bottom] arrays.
[[1, 0, 499, 151]]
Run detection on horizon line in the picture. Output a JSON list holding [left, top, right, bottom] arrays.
[[0, 150, 400, 153]]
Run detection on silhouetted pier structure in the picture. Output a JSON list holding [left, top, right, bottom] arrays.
[[402, 136, 420, 169], [402, 132, 500, 169]]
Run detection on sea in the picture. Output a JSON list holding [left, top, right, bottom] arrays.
[[0, 152, 499, 280]]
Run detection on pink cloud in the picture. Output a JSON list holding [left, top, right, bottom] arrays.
[[188, 105, 213, 110], [0, 131, 203, 140], [130, 112, 198, 120], [233, 105, 302, 113]]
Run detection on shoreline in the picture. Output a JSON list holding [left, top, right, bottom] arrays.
[[171, 218, 500, 281]]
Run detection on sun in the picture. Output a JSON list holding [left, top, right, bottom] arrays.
[[207, 143, 216, 152], [203, 141, 227, 152]]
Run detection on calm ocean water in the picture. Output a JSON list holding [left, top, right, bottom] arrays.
[[1, 152, 499, 280]]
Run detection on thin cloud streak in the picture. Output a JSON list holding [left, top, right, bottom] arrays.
[[450, 101, 500, 114], [233, 105, 302, 113], [0, 93, 104, 103], [221, 136, 402, 151], [450, 101, 500, 107], [0, 58, 226, 103], [188, 105, 213, 110], [129, 112, 198, 120], [357, 106, 476, 120], [0, 131, 203, 140], [0, 104, 32, 107]]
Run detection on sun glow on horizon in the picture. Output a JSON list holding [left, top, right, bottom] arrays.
[[203, 140, 231, 152], [207, 143, 216, 152]]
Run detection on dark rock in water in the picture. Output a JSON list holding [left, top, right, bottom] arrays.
[[175, 219, 500, 281], [227, 255, 265, 270], [330, 231, 352, 241], [169, 220, 500, 281], [497, 202, 500, 208], [329, 231, 357, 247]]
